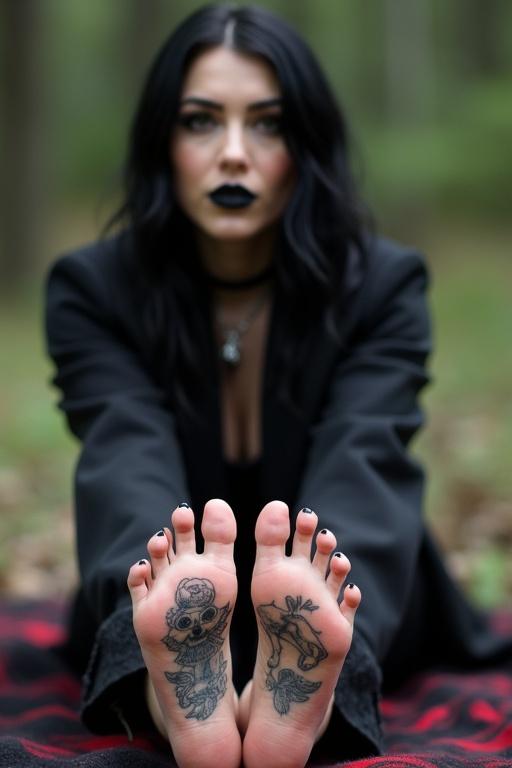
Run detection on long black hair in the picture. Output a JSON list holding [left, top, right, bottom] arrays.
[[105, 3, 371, 411]]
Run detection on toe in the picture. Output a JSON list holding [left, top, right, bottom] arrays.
[[171, 503, 196, 555], [254, 500, 290, 559], [147, 528, 171, 577], [127, 559, 150, 605], [312, 528, 337, 577], [291, 507, 318, 559], [326, 551, 351, 599], [340, 583, 361, 625], [202, 499, 237, 560]]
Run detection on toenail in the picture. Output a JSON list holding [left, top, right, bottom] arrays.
[[348, 583, 355, 589], [138, 559, 146, 565], [334, 552, 342, 558], [178, 502, 190, 508], [320, 529, 328, 534], [302, 507, 314, 514], [156, 530, 165, 536]]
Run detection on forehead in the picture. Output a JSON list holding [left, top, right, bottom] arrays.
[[180, 46, 281, 104]]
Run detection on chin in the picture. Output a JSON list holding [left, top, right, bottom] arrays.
[[203, 220, 263, 241]]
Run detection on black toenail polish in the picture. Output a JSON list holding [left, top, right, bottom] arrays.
[[348, 583, 355, 589], [334, 552, 342, 558], [138, 559, 146, 565], [320, 529, 328, 534], [302, 507, 313, 514], [178, 502, 190, 508], [156, 530, 165, 536]]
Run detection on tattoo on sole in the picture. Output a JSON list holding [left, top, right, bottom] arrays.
[[161, 577, 231, 721], [257, 595, 327, 715]]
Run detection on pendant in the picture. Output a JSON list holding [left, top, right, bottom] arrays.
[[221, 331, 241, 367]]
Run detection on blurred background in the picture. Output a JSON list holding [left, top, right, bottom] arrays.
[[0, 0, 511, 606]]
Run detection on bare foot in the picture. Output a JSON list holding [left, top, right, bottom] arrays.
[[127, 500, 241, 768], [242, 502, 360, 768]]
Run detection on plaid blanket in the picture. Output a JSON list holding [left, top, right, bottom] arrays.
[[1, 600, 511, 767]]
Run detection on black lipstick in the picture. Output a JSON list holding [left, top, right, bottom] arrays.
[[208, 184, 257, 209]]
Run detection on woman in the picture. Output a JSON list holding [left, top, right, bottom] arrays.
[[45, 5, 511, 768]]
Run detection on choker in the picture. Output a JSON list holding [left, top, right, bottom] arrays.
[[206, 264, 274, 291]]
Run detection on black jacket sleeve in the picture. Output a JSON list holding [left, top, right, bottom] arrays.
[[45, 239, 189, 730], [297, 246, 431, 754]]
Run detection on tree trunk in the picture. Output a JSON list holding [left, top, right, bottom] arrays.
[[383, 0, 433, 124], [0, 0, 48, 292], [119, 0, 167, 110], [459, 0, 509, 77]]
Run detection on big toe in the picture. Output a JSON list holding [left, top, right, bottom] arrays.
[[254, 500, 290, 557], [202, 499, 237, 560]]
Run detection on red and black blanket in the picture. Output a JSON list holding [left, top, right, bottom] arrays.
[[1, 600, 511, 767]]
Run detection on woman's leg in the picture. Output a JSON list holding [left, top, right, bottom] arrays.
[[127, 500, 241, 768], [242, 502, 360, 768]]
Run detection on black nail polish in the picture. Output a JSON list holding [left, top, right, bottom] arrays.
[[334, 552, 342, 558], [138, 559, 146, 565], [156, 530, 165, 536], [178, 502, 190, 508], [348, 583, 355, 589], [302, 507, 313, 514], [320, 528, 328, 534]]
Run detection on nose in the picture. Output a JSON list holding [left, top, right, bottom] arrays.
[[219, 122, 249, 172]]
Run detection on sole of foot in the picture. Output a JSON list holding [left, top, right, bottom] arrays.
[[127, 500, 241, 768], [242, 501, 360, 768]]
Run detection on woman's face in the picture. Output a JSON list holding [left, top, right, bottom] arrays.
[[170, 46, 296, 243]]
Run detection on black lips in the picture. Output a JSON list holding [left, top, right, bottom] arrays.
[[208, 184, 257, 209]]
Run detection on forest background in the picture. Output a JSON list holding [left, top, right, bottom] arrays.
[[0, 0, 511, 607]]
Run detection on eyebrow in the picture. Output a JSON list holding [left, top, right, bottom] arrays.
[[179, 96, 283, 111]]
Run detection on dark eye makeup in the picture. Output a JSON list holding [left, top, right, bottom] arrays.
[[177, 110, 283, 136], [253, 113, 283, 135], [177, 111, 217, 132]]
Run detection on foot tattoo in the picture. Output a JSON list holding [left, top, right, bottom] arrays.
[[257, 595, 327, 715], [162, 577, 232, 720]]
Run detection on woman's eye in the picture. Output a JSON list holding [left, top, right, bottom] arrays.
[[178, 112, 216, 133], [254, 114, 283, 136]]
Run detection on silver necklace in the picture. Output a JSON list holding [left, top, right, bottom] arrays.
[[217, 292, 269, 367]]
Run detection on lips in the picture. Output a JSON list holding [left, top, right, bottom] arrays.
[[208, 184, 257, 209]]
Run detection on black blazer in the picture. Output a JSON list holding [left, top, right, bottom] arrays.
[[50, 230, 496, 754]]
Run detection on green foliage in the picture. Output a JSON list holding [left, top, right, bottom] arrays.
[[412, 227, 512, 606], [363, 77, 512, 219], [471, 548, 509, 608], [0, 291, 78, 593]]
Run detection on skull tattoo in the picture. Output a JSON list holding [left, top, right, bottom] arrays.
[[161, 578, 231, 720]]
